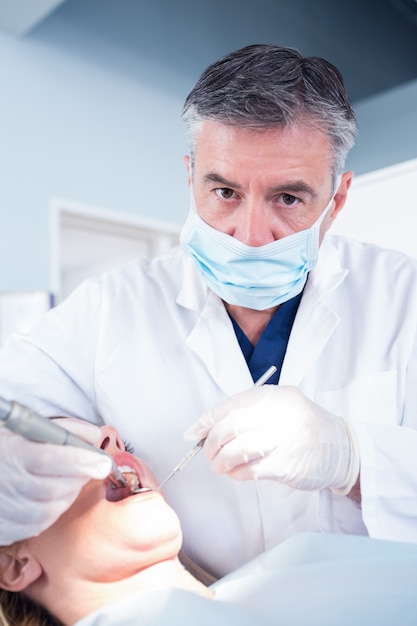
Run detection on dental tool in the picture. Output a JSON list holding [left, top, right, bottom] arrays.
[[118, 464, 152, 496], [0, 397, 127, 489], [157, 365, 278, 491]]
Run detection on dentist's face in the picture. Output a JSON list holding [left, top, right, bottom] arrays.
[[25, 425, 182, 583], [186, 120, 352, 246]]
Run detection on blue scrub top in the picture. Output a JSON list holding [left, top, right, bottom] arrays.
[[229, 292, 303, 385]]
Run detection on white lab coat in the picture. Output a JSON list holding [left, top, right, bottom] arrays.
[[0, 235, 416, 576]]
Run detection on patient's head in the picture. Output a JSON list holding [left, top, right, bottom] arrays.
[[0, 423, 186, 626]]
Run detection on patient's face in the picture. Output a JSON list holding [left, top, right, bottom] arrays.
[[25, 424, 183, 583]]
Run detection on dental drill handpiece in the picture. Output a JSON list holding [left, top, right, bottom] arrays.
[[0, 397, 127, 489], [157, 365, 278, 491]]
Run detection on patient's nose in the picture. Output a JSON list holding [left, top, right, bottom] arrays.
[[99, 425, 125, 454]]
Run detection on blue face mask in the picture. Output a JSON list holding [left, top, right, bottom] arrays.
[[180, 188, 337, 311]]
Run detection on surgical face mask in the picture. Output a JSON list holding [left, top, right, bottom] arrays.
[[180, 187, 337, 310]]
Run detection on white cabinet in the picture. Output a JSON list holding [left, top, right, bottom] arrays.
[[51, 199, 181, 302], [332, 158, 417, 258]]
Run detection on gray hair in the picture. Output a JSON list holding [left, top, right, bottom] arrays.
[[182, 44, 358, 181]]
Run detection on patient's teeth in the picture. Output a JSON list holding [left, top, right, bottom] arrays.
[[117, 465, 135, 473], [127, 474, 140, 490], [116, 465, 140, 490]]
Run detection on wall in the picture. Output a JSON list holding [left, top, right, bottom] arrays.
[[346, 79, 417, 175], [0, 0, 416, 294], [0, 20, 191, 292]]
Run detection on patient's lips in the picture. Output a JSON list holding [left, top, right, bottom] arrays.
[[105, 451, 153, 502]]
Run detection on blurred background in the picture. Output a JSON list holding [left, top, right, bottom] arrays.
[[0, 0, 416, 337]]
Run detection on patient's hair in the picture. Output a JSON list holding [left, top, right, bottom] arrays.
[[0, 588, 62, 626], [179, 549, 217, 587]]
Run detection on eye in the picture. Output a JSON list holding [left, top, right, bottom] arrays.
[[279, 193, 300, 207], [123, 439, 135, 454], [215, 187, 236, 199]]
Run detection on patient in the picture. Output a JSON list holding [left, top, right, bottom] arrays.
[[0, 424, 216, 626], [1, 423, 417, 626]]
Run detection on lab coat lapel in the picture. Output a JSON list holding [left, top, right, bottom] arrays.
[[177, 258, 253, 396], [280, 237, 349, 386]]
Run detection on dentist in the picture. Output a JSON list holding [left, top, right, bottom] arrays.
[[0, 44, 416, 577]]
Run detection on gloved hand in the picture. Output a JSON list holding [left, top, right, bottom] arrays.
[[0, 419, 112, 545], [184, 385, 359, 494]]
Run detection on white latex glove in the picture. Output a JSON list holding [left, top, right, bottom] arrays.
[[184, 385, 359, 494], [0, 419, 112, 545]]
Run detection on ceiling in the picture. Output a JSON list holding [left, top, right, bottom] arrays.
[[1, 0, 417, 104], [0, 0, 66, 35]]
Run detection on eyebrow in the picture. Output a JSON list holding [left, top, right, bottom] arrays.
[[204, 172, 242, 189], [203, 172, 318, 199]]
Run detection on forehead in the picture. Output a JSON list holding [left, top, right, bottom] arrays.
[[193, 120, 333, 187]]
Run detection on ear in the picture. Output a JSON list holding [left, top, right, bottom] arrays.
[[184, 155, 191, 187], [0, 548, 42, 592], [327, 170, 353, 226]]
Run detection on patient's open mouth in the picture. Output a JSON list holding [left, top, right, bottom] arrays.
[[117, 464, 152, 494], [105, 459, 152, 502]]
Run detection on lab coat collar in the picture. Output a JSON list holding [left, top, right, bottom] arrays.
[[308, 235, 349, 297], [279, 235, 349, 386], [177, 255, 210, 312], [177, 256, 253, 395]]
